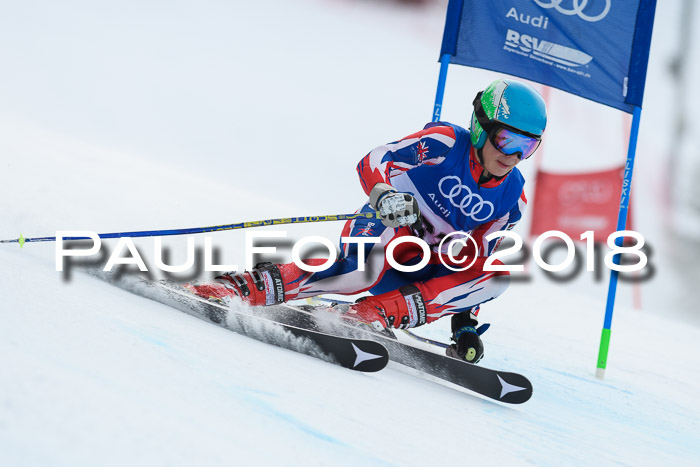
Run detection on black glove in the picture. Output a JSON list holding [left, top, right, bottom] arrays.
[[369, 182, 423, 232], [446, 311, 488, 364]]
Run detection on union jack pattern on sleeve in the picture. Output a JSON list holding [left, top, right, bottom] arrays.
[[356, 125, 457, 196]]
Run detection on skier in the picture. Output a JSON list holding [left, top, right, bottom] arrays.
[[187, 78, 547, 364]]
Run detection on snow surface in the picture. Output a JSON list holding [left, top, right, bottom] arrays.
[[1, 0, 700, 465]]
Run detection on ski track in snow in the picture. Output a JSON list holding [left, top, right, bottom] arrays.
[[2, 246, 699, 466]]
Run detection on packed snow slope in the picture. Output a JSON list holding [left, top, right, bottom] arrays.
[[1, 0, 700, 466]]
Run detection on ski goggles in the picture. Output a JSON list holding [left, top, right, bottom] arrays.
[[473, 91, 542, 160], [489, 126, 541, 160]]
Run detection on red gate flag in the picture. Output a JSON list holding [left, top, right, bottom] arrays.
[[529, 166, 633, 240]]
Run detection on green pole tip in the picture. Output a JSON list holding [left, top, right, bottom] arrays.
[[19, 234, 25, 248]]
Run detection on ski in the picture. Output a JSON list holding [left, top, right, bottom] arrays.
[[299, 297, 531, 403], [102, 275, 389, 373], [401, 329, 450, 349], [166, 289, 531, 404], [371, 328, 532, 404], [100, 273, 530, 402], [289, 303, 532, 404]]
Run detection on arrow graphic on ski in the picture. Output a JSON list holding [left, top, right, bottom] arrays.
[[352, 343, 384, 368], [497, 374, 528, 399]]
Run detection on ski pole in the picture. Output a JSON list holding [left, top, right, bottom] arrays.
[[1, 212, 380, 248]]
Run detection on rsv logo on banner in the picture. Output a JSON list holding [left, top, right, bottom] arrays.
[[440, 0, 654, 112]]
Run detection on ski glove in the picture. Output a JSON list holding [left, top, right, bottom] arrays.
[[446, 312, 489, 364], [369, 183, 421, 230], [446, 327, 485, 364]]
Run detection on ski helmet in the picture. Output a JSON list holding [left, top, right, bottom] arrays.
[[470, 79, 547, 159]]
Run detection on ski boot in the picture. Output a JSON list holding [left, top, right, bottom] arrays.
[[184, 262, 286, 306], [343, 285, 428, 336]]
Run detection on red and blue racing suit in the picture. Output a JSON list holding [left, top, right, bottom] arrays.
[[278, 122, 527, 325]]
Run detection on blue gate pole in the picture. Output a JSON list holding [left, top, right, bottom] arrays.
[[432, 54, 451, 122], [596, 105, 643, 379]]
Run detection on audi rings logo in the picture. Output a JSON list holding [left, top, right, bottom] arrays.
[[533, 0, 611, 22], [438, 176, 495, 222]]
